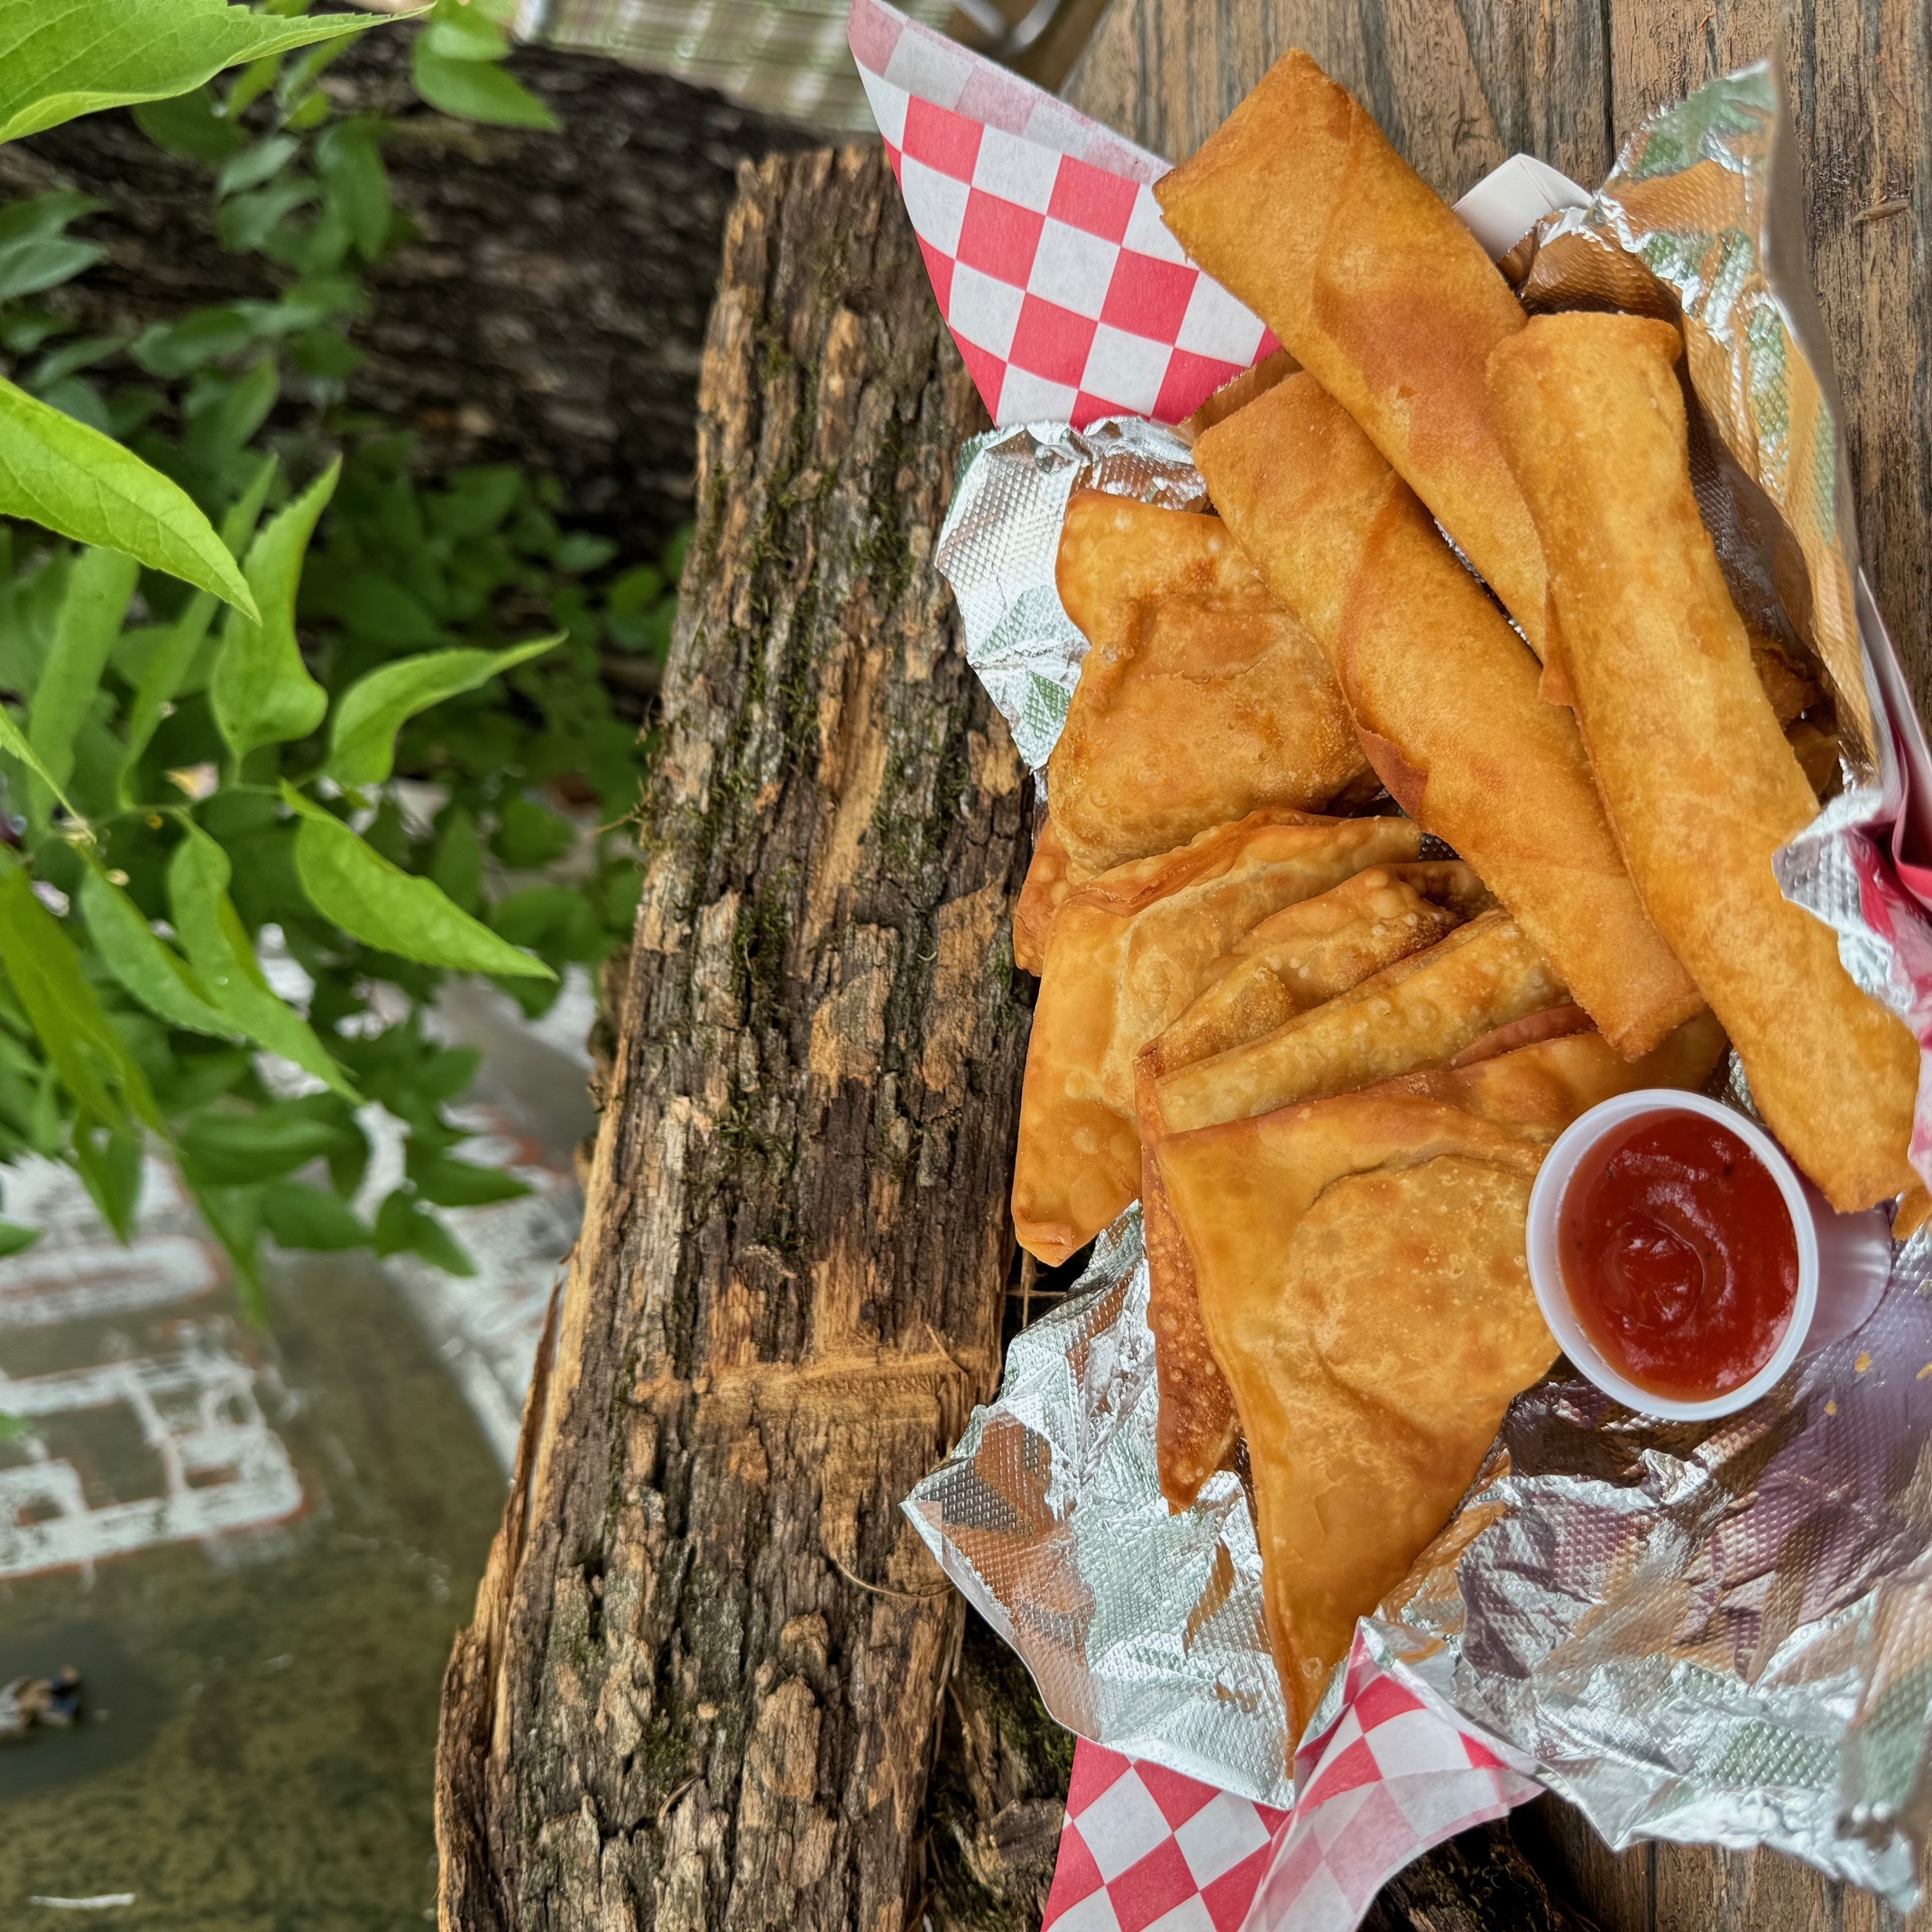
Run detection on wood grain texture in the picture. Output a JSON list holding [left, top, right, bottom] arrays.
[[1065, 0, 1611, 198], [1069, 4, 1932, 1926], [435, 145, 1032, 1932]]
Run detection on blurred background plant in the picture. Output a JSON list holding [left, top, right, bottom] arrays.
[[0, 0, 680, 1307]]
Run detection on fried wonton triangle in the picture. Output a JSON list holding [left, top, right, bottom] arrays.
[[1049, 494, 1373, 876], [1156, 1015, 1727, 1734], [1012, 812, 1421, 1265], [1136, 861, 1492, 1509]]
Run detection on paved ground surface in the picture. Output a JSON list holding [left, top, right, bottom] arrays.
[[0, 974, 595, 1927]]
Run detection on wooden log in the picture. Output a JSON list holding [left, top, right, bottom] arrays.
[[433, 143, 1034, 1931]]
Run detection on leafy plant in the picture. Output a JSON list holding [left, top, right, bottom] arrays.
[[0, 1, 677, 1308]]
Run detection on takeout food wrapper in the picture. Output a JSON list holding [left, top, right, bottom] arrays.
[[855, 5, 1932, 1910]]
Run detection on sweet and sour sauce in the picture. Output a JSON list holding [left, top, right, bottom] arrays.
[[1557, 1109, 1799, 1402]]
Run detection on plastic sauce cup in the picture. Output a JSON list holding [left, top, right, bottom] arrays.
[[1524, 1089, 1893, 1422]]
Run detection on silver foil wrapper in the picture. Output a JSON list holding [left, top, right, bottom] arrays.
[[906, 1210, 1296, 1808], [912, 60, 1932, 1910]]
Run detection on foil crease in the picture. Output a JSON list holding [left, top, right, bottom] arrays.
[[934, 418, 1204, 771], [906, 59, 1932, 1912]]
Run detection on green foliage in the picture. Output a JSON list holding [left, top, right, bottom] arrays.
[[0, 0, 684, 1298], [411, 0, 556, 132], [0, 0, 382, 145]]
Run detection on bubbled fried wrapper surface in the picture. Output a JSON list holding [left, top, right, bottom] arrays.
[[910, 60, 1932, 1910]]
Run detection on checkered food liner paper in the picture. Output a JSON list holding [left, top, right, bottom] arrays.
[[900, 46, 1932, 1917]]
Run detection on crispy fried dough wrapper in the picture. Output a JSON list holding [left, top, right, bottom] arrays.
[[1147, 909, 1569, 1142], [1049, 496, 1373, 875], [1153, 50, 1547, 654], [1194, 374, 1705, 1056], [1156, 1015, 1726, 1734], [1488, 314, 1918, 1212], [1137, 861, 1488, 1510], [1015, 817, 1074, 976], [1013, 813, 1421, 1264]]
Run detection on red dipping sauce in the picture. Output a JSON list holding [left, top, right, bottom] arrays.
[[1559, 1110, 1799, 1402]]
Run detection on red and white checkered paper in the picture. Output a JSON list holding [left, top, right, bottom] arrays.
[[848, 0, 1276, 427], [1044, 1633, 1540, 1932]]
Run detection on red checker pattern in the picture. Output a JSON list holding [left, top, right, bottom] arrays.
[[956, 192, 1046, 285], [1048, 155, 1141, 241], [901, 97, 983, 181], [1099, 252, 1199, 341], [1007, 294, 1099, 388]]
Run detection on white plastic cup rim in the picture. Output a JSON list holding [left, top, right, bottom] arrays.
[[1524, 1090, 1818, 1423]]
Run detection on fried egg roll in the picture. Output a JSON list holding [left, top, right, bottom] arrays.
[[1051, 495, 1372, 875], [1488, 313, 1918, 1211], [1013, 813, 1419, 1264], [1195, 374, 1706, 1056], [1156, 1014, 1725, 1734], [1154, 49, 1548, 653], [1138, 861, 1487, 1510]]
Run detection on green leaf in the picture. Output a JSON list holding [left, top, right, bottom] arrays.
[[0, 0, 389, 145], [429, 805, 483, 915], [0, 859, 162, 1131], [281, 785, 555, 980], [0, 195, 102, 299], [120, 455, 276, 801], [133, 85, 243, 164], [490, 794, 576, 869], [73, 1113, 143, 1239], [373, 1186, 473, 1274], [411, 45, 557, 131], [180, 1107, 346, 1185], [327, 635, 557, 789], [78, 864, 238, 1039], [216, 132, 297, 198], [211, 455, 336, 767], [183, 1174, 263, 1318], [423, 2, 506, 60], [409, 1151, 528, 1208], [262, 1178, 367, 1251], [24, 543, 138, 823], [0, 700, 79, 822], [0, 1218, 38, 1256], [0, 376, 256, 613], [315, 115, 390, 262], [215, 174, 313, 253], [167, 824, 357, 1097]]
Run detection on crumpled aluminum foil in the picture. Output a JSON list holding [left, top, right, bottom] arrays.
[[910, 59, 1932, 1910], [933, 418, 1203, 772], [906, 1210, 1296, 1808]]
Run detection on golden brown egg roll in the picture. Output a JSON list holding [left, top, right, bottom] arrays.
[[1195, 373, 1706, 1057], [1014, 816, 1073, 976], [1156, 1014, 1726, 1734], [1487, 313, 1918, 1212], [1137, 860, 1487, 1511], [1153, 49, 1548, 653], [1050, 495, 1372, 875], [1148, 908, 1569, 1142], [1013, 812, 1420, 1264]]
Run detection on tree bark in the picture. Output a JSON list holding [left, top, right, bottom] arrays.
[[435, 144, 1035, 1931]]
